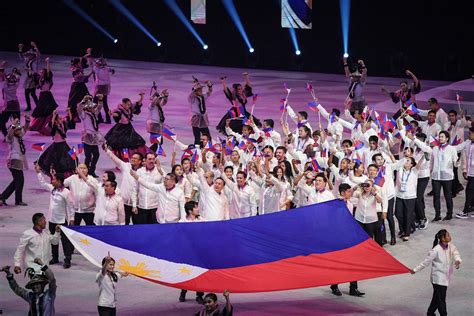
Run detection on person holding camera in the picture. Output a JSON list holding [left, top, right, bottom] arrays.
[[0, 115, 30, 206], [352, 180, 383, 238], [78, 94, 104, 178]]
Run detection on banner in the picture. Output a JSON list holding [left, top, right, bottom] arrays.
[[282, 0, 312, 29], [191, 0, 206, 24], [62, 200, 409, 293]]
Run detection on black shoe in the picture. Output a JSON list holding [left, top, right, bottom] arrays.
[[49, 258, 59, 265], [427, 190, 434, 196], [398, 231, 404, 237], [349, 289, 365, 297], [442, 215, 452, 221], [331, 287, 342, 296], [63, 259, 71, 269], [0, 198, 7, 206], [196, 296, 204, 304], [15, 202, 28, 206], [179, 290, 186, 302], [432, 217, 441, 222], [390, 237, 396, 245], [452, 193, 457, 198]]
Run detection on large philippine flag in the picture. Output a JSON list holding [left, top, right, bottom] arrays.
[[61, 200, 409, 293]]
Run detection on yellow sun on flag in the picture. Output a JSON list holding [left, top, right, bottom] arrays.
[[117, 258, 161, 278], [79, 238, 91, 245], [179, 267, 191, 274]]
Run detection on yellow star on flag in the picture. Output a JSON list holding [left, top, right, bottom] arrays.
[[79, 238, 90, 245], [179, 267, 191, 274]]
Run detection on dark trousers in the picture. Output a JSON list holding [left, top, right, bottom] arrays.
[[84, 143, 100, 175], [74, 212, 95, 226], [386, 198, 395, 238], [96, 95, 111, 123], [463, 176, 474, 213], [24, 88, 38, 110], [358, 221, 378, 239], [1, 168, 24, 204], [376, 197, 395, 244], [432, 180, 453, 218], [48, 221, 74, 261], [374, 213, 386, 246], [452, 153, 463, 193], [0, 111, 20, 136], [137, 207, 157, 224], [98, 306, 116, 316], [415, 177, 429, 221], [180, 289, 204, 298], [427, 283, 447, 316], [395, 198, 416, 237], [124, 204, 134, 225], [192, 126, 211, 146]]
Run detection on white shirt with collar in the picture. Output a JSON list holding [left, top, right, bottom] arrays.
[[394, 160, 419, 200], [419, 121, 442, 139], [430, 144, 458, 181], [418, 108, 449, 128], [353, 190, 381, 224], [413, 243, 462, 286], [96, 271, 117, 308], [461, 140, 474, 177], [137, 178, 185, 223], [105, 149, 138, 207], [194, 170, 230, 221], [64, 174, 98, 213], [297, 181, 335, 205], [444, 118, 468, 141], [222, 176, 257, 219], [135, 167, 162, 209], [37, 173, 74, 224], [14, 228, 60, 268], [103, 193, 125, 225]]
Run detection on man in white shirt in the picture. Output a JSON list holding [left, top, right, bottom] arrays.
[[133, 172, 185, 224], [104, 147, 142, 224], [297, 172, 335, 205], [222, 171, 257, 219], [430, 131, 458, 221], [14, 213, 60, 274], [417, 98, 449, 128], [191, 168, 229, 221], [445, 110, 469, 196], [133, 153, 163, 224], [35, 165, 75, 268], [64, 164, 99, 226], [417, 110, 442, 139], [456, 128, 474, 219], [102, 181, 125, 225]]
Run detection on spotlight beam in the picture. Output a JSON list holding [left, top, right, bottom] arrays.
[[164, 0, 206, 47], [221, 0, 253, 51], [109, 0, 161, 46], [288, 27, 301, 55], [339, 0, 351, 56], [63, 0, 117, 42]]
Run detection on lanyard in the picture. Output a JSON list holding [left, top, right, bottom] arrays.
[[401, 169, 412, 184]]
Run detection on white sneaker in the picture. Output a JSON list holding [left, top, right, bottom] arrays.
[[455, 212, 469, 219], [419, 219, 428, 230]]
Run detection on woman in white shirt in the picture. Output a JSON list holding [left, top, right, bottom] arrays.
[[352, 180, 383, 238], [394, 157, 421, 241], [97, 256, 128, 316], [411, 229, 462, 316]]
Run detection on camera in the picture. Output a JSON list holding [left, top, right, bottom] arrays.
[[360, 183, 370, 188]]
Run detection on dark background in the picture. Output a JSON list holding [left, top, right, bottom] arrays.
[[1, 0, 472, 81]]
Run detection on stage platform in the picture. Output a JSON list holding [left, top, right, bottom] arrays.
[[0, 52, 473, 315]]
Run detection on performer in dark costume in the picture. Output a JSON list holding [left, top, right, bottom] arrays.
[[0, 68, 22, 138], [92, 57, 115, 124], [37, 109, 77, 178], [216, 72, 261, 135], [188, 77, 212, 146], [381, 69, 421, 120], [18, 42, 40, 111], [343, 57, 367, 116], [105, 93, 148, 161], [147, 83, 168, 152], [78, 94, 105, 178], [67, 48, 93, 129], [30, 58, 58, 136]]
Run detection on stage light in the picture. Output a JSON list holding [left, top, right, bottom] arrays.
[[63, 0, 117, 43], [109, 0, 161, 47], [343, 53, 349, 58], [296, 50, 301, 56], [286, 19, 301, 59], [114, 39, 119, 44], [222, 0, 254, 53], [203, 44, 209, 50], [339, 0, 351, 58], [164, 0, 207, 48]]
